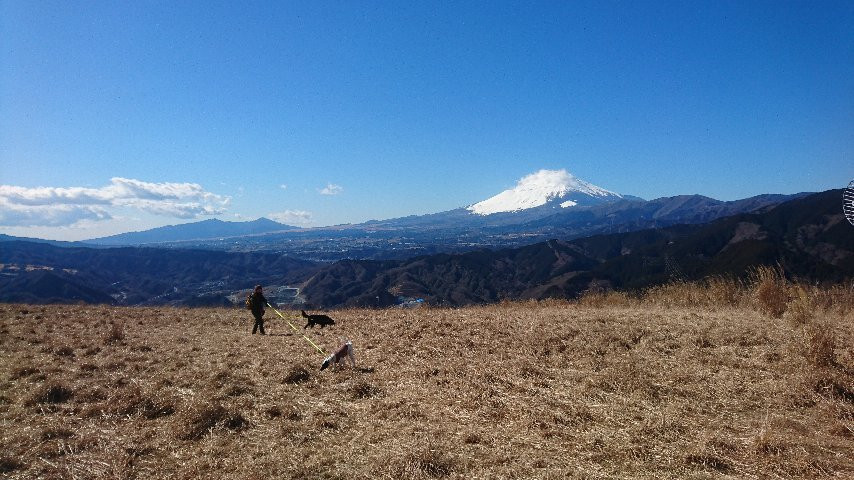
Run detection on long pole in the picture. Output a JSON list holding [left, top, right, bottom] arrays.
[[266, 303, 327, 356]]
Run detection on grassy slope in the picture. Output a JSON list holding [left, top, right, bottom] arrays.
[[0, 302, 851, 479]]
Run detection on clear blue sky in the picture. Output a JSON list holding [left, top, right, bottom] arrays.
[[1, 0, 852, 240]]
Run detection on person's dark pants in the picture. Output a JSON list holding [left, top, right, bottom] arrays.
[[252, 312, 266, 335]]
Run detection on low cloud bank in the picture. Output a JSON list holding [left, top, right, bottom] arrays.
[[268, 209, 313, 226], [0, 177, 230, 227]]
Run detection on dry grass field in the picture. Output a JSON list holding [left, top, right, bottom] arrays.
[[1, 275, 852, 479]]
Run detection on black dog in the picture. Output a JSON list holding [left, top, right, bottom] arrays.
[[302, 310, 335, 329]]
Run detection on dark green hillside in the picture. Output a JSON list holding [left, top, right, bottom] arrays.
[[302, 240, 599, 307], [0, 270, 115, 304], [561, 189, 850, 285], [299, 259, 400, 308], [0, 242, 320, 306], [568, 190, 851, 289]]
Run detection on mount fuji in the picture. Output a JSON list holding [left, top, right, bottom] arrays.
[[346, 167, 802, 258], [361, 168, 636, 231], [466, 169, 626, 215]]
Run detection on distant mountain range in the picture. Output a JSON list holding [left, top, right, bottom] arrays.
[[300, 189, 852, 308], [85, 217, 295, 246], [43, 169, 809, 264], [2, 189, 848, 307], [0, 234, 89, 248]]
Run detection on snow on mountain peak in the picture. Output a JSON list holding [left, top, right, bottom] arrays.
[[467, 169, 620, 216]]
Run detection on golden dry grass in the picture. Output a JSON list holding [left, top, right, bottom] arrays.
[[1, 294, 852, 479]]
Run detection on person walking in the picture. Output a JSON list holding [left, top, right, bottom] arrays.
[[249, 285, 269, 335]]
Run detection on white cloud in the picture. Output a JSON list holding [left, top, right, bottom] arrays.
[[279, 184, 288, 190], [106, 177, 225, 202], [268, 210, 313, 226], [0, 185, 113, 206], [121, 199, 225, 219], [318, 183, 343, 195], [0, 178, 230, 227], [0, 199, 112, 227]]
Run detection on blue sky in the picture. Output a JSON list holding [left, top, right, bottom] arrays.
[[1, 0, 852, 240]]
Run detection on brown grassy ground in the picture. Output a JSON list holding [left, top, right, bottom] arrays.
[[1, 292, 852, 478]]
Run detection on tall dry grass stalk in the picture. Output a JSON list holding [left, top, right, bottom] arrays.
[[576, 266, 850, 324], [784, 286, 816, 326], [811, 284, 854, 315], [577, 276, 747, 310], [575, 290, 635, 308], [801, 321, 837, 368], [641, 277, 744, 309], [750, 265, 791, 318]]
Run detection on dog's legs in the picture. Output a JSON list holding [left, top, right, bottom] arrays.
[[347, 345, 356, 368]]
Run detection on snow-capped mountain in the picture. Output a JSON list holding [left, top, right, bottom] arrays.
[[467, 169, 622, 215]]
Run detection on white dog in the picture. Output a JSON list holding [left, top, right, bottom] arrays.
[[320, 340, 355, 371]]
